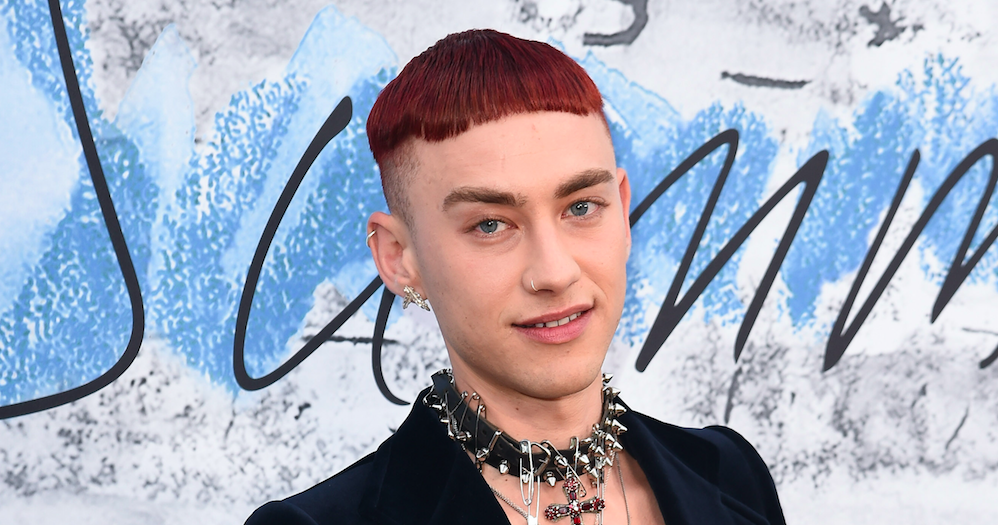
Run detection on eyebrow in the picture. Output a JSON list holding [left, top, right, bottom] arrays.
[[442, 187, 527, 210], [441, 168, 616, 211], [554, 168, 615, 199]]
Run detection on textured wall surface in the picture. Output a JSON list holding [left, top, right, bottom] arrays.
[[2, 1, 997, 523]]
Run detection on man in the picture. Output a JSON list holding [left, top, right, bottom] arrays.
[[246, 29, 784, 525]]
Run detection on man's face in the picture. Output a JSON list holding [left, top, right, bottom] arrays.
[[404, 112, 631, 400]]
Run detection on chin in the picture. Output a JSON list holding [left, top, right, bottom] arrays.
[[445, 318, 612, 400], [513, 337, 612, 400], [511, 363, 604, 400]]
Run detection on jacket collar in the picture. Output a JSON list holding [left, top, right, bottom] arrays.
[[618, 409, 737, 525], [358, 393, 737, 525], [359, 390, 509, 525]]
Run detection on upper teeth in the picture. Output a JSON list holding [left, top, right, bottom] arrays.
[[534, 312, 581, 328]]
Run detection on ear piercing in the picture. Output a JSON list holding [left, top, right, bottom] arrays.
[[366, 229, 376, 247], [402, 285, 431, 311]]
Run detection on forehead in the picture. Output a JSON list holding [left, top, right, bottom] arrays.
[[408, 112, 616, 196]]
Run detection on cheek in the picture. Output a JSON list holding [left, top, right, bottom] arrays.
[[589, 227, 630, 297], [420, 244, 518, 317]]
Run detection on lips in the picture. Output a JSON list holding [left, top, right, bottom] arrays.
[[513, 307, 593, 345], [515, 306, 591, 328], [522, 311, 583, 328]]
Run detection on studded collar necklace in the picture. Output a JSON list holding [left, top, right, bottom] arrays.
[[423, 369, 628, 486]]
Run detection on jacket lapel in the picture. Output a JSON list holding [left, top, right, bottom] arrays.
[[359, 395, 510, 525], [619, 409, 738, 525]]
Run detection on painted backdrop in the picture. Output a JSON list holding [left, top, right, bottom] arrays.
[[1, 0, 997, 523]]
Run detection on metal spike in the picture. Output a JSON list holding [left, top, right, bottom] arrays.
[[499, 460, 510, 475], [609, 403, 627, 417], [592, 445, 606, 457], [586, 465, 599, 479], [607, 387, 620, 398], [576, 454, 590, 466], [555, 455, 570, 468], [545, 472, 557, 487], [476, 448, 489, 460], [610, 420, 628, 435], [602, 373, 613, 384]]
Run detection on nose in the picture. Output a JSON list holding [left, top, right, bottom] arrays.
[[523, 224, 581, 294]]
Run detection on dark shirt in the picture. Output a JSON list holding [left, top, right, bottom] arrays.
[[245, 392, 785, 525]]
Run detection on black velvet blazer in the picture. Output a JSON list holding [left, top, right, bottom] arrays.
[[245, 393, 785, 525]]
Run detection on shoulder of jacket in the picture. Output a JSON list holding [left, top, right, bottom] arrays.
[[245, 449, 382, 525], [698, 425, 786, 525]]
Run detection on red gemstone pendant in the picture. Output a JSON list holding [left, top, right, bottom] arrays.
[[544, 477, 604, 523]]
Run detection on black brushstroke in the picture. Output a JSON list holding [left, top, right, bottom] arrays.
[[980, 345, 998, 369], [303, 334, 401, 346], [721, 72, 809, 90], [583, 0, 648, 46], [944, 407, 969, 451], [630, 129, 828, 371], [0, 0, 146, 420], [963, 327, 998, 368], [859, 3, 906, 47], [723, 368, 742, 425], [372, 287, 407, 405], [233, 97, 375, 391], [824, 140, 998, 370]]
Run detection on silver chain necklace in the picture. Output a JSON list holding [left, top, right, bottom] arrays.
[[488, 462, 631, 525]]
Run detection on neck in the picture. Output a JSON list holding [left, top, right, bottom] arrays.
[[449, 363, 606, 449]]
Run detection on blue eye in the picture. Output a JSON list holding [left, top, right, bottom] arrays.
[[569, 201, 591, 217], [478, 219, 501, 234]]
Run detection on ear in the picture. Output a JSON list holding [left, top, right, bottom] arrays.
[[367, 211, 423, 299], [617, 167, 632, 253]]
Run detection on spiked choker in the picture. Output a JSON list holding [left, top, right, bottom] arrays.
[[423, 369, 628, 486]]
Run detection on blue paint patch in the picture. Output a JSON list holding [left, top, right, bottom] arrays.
[[784, 55, 998, 326], [2, 2, 997, 405], [0, 1, 152, 404], [238, 73, 391, 379], [614, 102, 777, 344]]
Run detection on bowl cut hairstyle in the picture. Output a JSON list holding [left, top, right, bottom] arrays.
[[366, 29, 608, 226]]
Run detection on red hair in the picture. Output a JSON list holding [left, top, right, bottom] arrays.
[[367, 29, 606, 223]]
